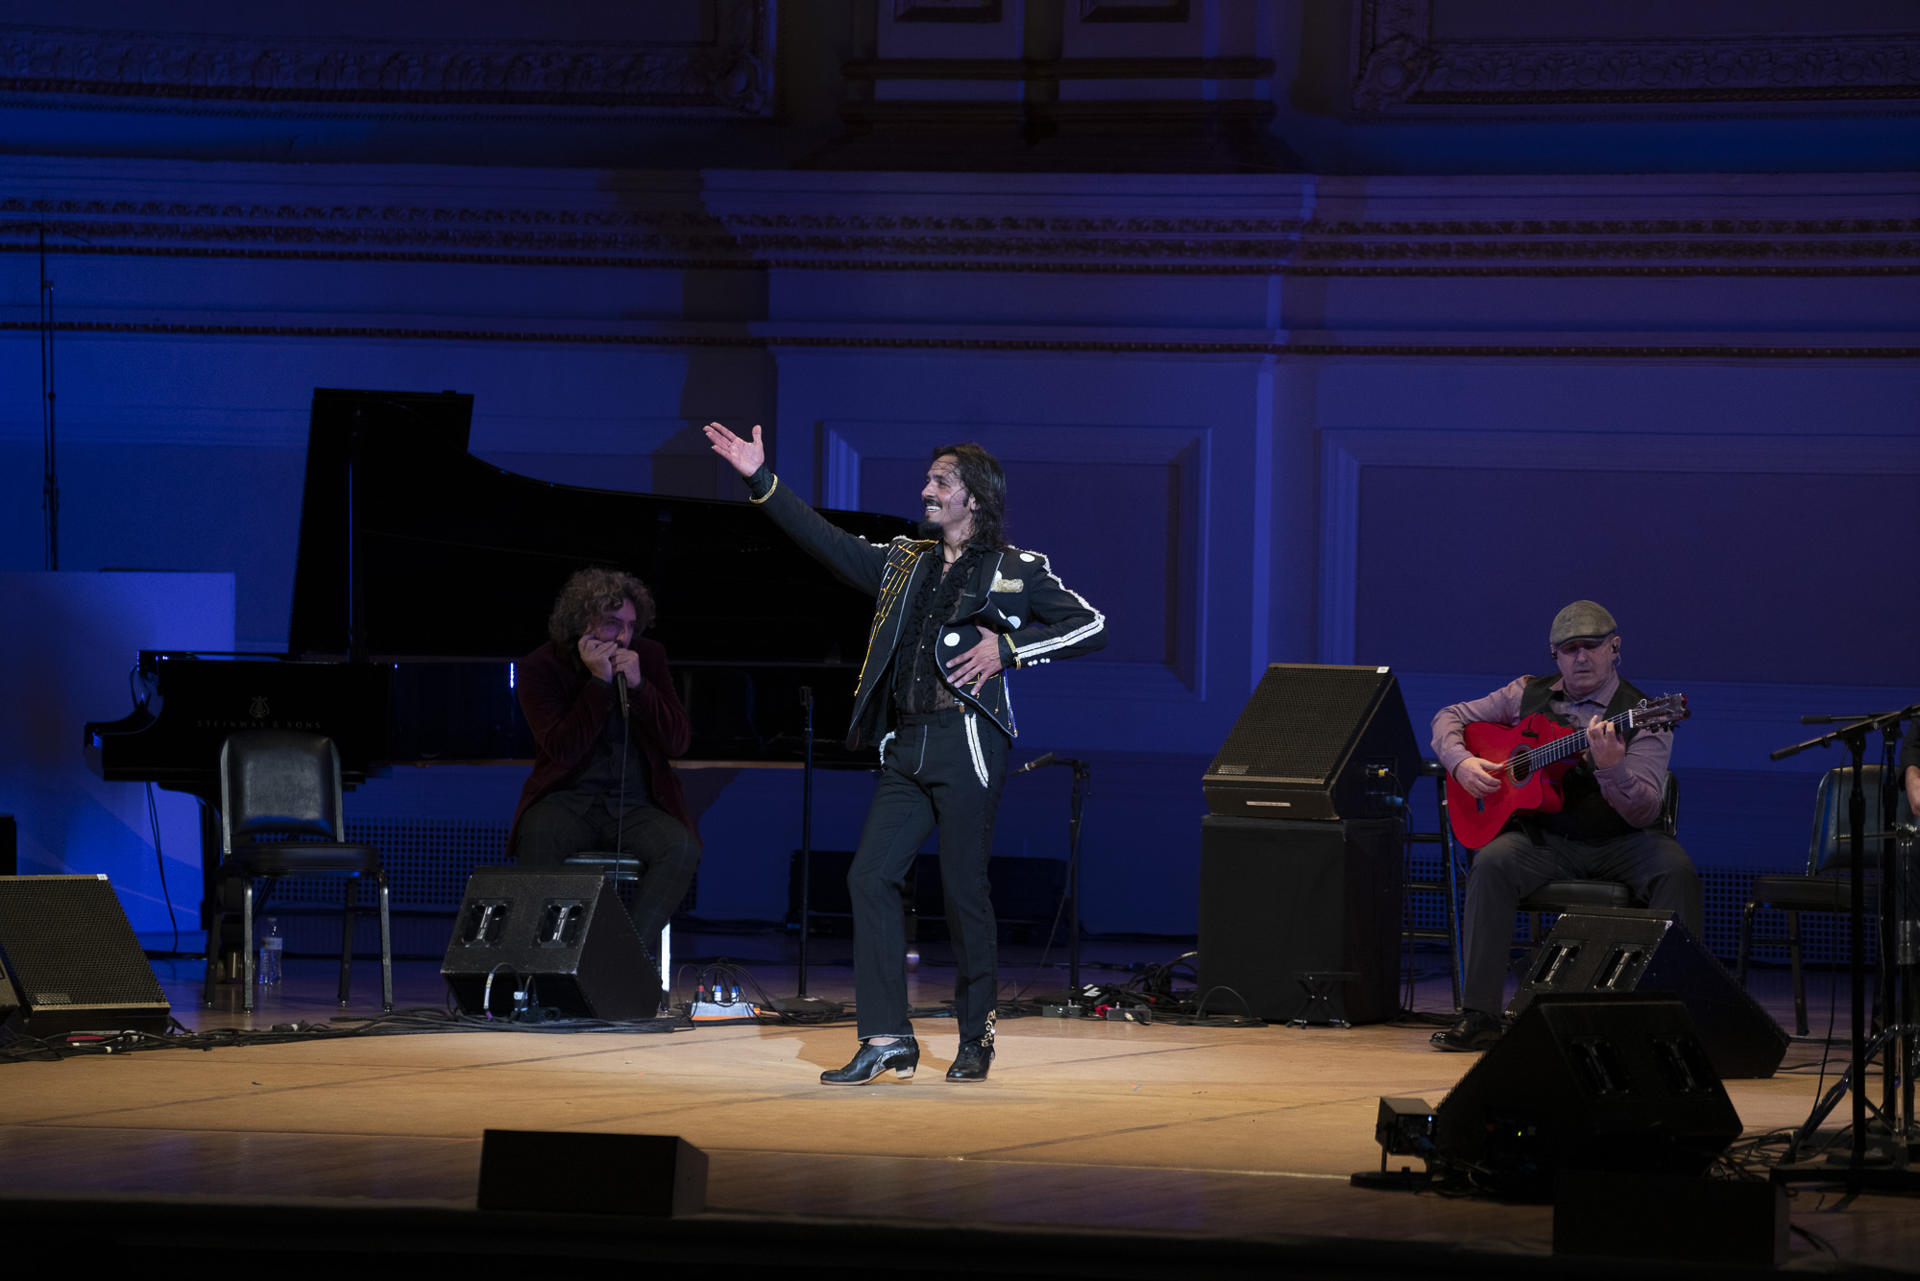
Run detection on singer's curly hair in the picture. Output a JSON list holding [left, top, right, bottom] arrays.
[[929, 442, 1007, 549], [546, 567, 656, 649]]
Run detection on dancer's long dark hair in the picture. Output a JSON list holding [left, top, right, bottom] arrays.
[[929, 443, 1006, 549]]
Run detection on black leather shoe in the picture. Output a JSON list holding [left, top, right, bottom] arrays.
[[820, 1037, 919, 1085], [1431, 1009, 1503, 1052], [946, 1037, 995, 1081]]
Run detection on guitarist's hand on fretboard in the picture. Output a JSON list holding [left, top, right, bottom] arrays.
[[1585, 714, 1626, 770], [1454, 756, 1505, 798]]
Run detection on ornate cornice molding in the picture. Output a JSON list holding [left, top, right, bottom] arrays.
[[1353, 1, 1920, 113], [6, 194, 1915, 276], [0, 10, 772, 115], [2, 320, 1913, 361]]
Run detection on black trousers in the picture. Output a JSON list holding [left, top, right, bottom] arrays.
[[851, 707, 1009, 1042], [513, 794, 699, 946], [1460, 825, 1702, 1017]]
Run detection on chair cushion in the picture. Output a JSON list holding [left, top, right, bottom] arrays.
[[1749, 874, 1864, 914], [1517, 880, 1636, 911], [230, 842, 382, 876]]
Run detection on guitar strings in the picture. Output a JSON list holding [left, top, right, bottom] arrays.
[[1497, 700, 1680, 777]]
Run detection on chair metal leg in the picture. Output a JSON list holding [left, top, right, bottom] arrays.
[[203, 903, 224, 1008], [378, 875, 393, 1013], [1786, 910, 1808, 1037], [242, 879, 256, 1015], [338, 879, 355, 1006], [1437, 789, 1464, 1012], [1737, 901, 1756, 989]]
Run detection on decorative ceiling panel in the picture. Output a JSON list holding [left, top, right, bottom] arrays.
[[1353, 0, 1920, 113], [0, 4, 772, 116]]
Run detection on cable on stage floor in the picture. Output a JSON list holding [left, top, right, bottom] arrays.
[[0, 1005, 686, 1063]]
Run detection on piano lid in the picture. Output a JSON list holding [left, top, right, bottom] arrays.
[[287, 388, 915, 664]]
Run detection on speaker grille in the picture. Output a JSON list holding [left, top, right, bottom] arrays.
[[0, 877, 163, 1007], [266, 819, 510, 911], [1209, 665, 1388, 783], [0, 876, 169, 1033]]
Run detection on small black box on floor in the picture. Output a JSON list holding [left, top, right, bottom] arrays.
[[0, 816, 15, 877], [477, 1129, 706, 1217], [1202, 663, 1422, 821], [442, 867, 659, 1020], [1433, 994, 1742, 1199], [1507, 907, 1788, 1079], [1197, 815, 1403, 1024], [1553, 1169, 1787, 1267], [0, 874, 170, 1037]]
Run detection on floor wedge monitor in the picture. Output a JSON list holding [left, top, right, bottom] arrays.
[[1204, 664, 1422, 821], [1434, 993, 1742, 1199], [0, 874, 170, 1037], [1507, 908, 1788, 1079], [443, 867, 661, 1021]]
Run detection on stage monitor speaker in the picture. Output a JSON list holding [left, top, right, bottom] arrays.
[[1197, 815, 1403, 1024], [1203, 664, 1422, 821], [1507, 908, 1788, 1080], [442, 868, 660, 1021], [1433, 993, 1742, 1199], [0, 874, 171, 1037]]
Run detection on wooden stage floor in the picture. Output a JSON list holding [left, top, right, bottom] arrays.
[[0, 932, 1915, 1275]]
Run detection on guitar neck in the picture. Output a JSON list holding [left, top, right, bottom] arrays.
[[1533, 708, 1637, 767]]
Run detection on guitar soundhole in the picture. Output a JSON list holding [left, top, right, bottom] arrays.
[[1509, 752, 1531, 784]]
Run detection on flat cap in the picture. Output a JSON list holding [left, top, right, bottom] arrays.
[[1549, 600, 1617, 648]]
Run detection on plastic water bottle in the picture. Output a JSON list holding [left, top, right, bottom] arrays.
[[258, 918, 284, 987]]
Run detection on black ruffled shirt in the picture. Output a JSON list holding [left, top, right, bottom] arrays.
[[890, 544, 987, 715]]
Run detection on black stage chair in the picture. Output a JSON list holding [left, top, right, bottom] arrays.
[[202, 731, 393, 1014], [1737, 764, 1910, 1036]]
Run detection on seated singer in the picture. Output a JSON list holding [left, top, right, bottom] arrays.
[[508, 568, 700, 948], [1430, 599, 1700, 1052]]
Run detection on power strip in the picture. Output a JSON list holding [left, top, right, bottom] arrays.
[[689, 1000, 759, 1021]]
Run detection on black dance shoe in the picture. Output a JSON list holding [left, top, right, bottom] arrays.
[[820, 1037, 919, 1085], [1430, 1009, 1504, 1052], [946, 1037, 995, 1081]]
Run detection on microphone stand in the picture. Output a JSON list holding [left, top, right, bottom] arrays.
[[1065, 757, 1091, 991], [1015, 753, 1092, 992], [1771, 704, 1920, 1190], [772, 685, 841, 1016], [798, 684, 814, 997]]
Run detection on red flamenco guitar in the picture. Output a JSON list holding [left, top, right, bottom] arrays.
[[1444, 693, 1690, 848]]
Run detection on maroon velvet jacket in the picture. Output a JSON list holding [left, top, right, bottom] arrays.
[[508, 636, 698, 854]]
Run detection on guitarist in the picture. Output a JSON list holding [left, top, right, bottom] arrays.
[[1429, 599, 1700, 1052]]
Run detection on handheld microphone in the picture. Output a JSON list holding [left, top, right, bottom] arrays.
[[613, 671, 630, 723], [1013, 751, 1056, 776]]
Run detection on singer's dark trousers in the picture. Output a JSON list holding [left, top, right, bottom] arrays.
[[851, 707, 1009, 1042], [514, 796, 699, 946]]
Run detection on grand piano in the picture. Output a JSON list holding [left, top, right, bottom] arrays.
[[85, 387, 913, 936]]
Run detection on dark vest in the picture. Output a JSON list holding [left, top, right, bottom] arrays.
[[1516, 673, 1650, 842]]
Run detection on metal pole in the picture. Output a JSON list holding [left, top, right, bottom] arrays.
[[797, 685, 814, 997]]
